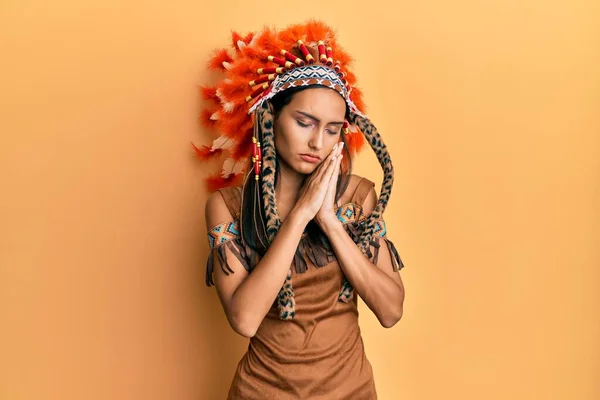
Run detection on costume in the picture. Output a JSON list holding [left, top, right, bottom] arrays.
[[196, 20, 404, 399]]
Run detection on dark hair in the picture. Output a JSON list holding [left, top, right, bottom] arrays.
[[241, 86, 353, 259]]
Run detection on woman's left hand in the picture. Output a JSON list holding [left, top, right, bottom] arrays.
[[315, 142, 344, 229]]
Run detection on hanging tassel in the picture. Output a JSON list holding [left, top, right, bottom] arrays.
[[278, 268, 296, 320]]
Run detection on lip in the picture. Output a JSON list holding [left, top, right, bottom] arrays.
[[299, 154, 321, 163]]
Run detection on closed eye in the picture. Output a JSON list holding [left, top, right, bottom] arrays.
[[297, 119, 340, 135], [296, 120, 313, 128]]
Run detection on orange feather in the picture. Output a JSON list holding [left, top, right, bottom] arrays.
[[208, 48, 233, 71]]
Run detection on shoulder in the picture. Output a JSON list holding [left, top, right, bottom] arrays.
[[205, 187, 241, 229], [205, 190, 227, 215], [340, 174, 376, 208]]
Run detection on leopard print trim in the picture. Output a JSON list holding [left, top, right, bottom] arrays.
[[257, 102, 281, 242], [339, 112, 395, 303], [351, 113, 394, 252], [256, 102, 292, 318]]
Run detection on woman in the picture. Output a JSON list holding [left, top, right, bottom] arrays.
[[197, 21, 405, 399]]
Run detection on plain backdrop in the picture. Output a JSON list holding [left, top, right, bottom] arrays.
[[1, 1, 599, 399]]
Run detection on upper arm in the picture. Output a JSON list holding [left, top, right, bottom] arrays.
[[205, 192, 249, 319], [361, 186, 404, 290]]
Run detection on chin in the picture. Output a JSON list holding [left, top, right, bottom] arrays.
[[295, 162, 318, 175]]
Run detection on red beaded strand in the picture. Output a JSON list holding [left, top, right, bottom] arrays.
[[252, 136, 262, 180]]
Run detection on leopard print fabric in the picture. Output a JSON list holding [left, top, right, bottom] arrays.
[[257, 102, 295, 320], [257, 102, 281, 241], [338, 112, 395, 302]]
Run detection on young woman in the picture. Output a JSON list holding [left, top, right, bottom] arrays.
[[197, 21, 405, 399]]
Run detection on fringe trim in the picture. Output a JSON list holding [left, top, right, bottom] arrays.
[[205, 238, 259, 287], [206, 215, 404, 319]]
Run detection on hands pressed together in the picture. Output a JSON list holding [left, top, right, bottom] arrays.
[[293, 142, 345, 229]]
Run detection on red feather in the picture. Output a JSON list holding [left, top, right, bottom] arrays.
[[206, 172, 244, 192], [199, 109, 218, 129], [200, 86, 219, 103], [208, 49, 233, 71], [231, 127, 254, 159], [191, 143, 223, 160], [345, 130, 366, 154], [231, 31, 244, 50]]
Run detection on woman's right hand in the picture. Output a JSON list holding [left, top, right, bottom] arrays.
[[292, 142, 344, 222]]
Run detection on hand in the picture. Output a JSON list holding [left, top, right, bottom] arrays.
[[315, 142, 344, 228], [292, 143, 342, 224]]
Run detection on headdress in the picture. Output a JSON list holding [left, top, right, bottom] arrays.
[[196, 20, 395, 320]]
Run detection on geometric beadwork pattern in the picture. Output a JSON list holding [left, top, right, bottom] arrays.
[[335, 203, 362, 224], [207, 220, 240, 249], [373, 220, 387, 237], [249, 65, 358, 115], [336, 203, 386, 237], [207, 202, 387, 248]]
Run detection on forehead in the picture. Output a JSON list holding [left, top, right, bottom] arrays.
[[287, 88, 347, 118]]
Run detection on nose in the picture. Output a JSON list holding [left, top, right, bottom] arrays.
[[308, 128, 325, 151]]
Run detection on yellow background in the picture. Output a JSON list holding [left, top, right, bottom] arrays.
[[1, 1, 598, 399]]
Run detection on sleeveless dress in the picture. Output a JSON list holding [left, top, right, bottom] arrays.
[[206, 177, 404, 400]]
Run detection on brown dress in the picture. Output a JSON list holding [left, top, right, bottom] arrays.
[[206, 177, 404, 400]]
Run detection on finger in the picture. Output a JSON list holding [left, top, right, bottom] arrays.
[[313, 143, 339, 182], [321, 151, 339, 186], [322, 162, 337, 200], [331, 153, 342, 188], [323, 159, 341, 206]]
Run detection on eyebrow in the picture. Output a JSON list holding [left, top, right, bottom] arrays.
[[295, 110, 345, 126]]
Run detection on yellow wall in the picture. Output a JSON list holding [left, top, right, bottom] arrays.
[[1, 1, 598, 399]]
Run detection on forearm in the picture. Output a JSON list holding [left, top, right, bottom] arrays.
[[321, 219, 404, 327], [229, 210, 308, 333]]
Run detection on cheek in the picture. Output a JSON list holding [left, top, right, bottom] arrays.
[[325, 134, 341, 150], [275, 121, 304, 151]]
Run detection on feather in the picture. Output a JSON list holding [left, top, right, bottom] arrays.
[[200, 86, 219, 103], [206, 172, 244, 192], [231, 31, 244, 50], [191, 143, 223, 160], [208, 49, 233, 71], [211, 136, 234, 151], [222, 101, 235, 113], [199, 108, 217, 129], [345, 129, 366, 155], [222, 158, 246, 177]]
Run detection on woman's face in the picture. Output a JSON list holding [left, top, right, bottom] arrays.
[[273, 88, 346, 175]]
